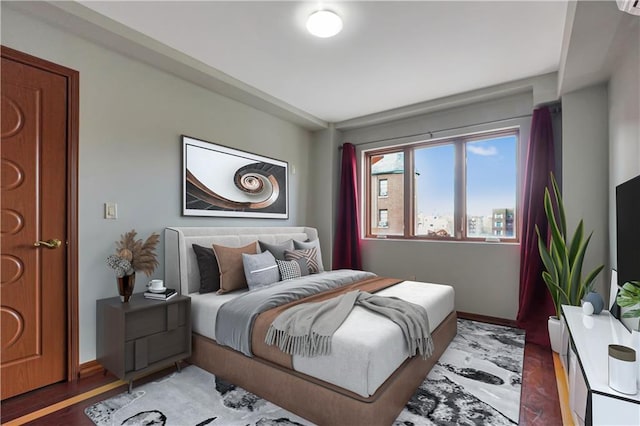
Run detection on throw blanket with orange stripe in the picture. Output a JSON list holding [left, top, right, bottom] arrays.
[[264, 290, 434, 360], [251, 276, 402, 369]]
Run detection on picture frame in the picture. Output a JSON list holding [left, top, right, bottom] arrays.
[[182, 135, 288, 218]]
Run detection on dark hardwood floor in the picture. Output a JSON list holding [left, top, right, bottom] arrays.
[[520, 342, 563, 425], [0, 366, 176, 426], [1, 326, 562, 425]]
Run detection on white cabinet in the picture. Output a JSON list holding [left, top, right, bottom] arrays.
[[562, 306, 640, 426], [568, 344, 588, 425]]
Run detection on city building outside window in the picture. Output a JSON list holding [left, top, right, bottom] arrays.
[[364, 128, 519, 242], [368, 152, 404, 236]]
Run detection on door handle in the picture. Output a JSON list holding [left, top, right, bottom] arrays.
[[34, 239, 62, 249]]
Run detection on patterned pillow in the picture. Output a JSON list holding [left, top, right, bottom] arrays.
[[293, 239, 324, 272], [284, 247, 320, 274], [258, 239, 294, 260], [276, 259, 303, 281]]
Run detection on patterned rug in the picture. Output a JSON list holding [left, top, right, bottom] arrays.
[[85, 319, 524, 425]]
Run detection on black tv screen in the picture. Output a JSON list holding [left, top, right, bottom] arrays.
[[616, 174, 640, 330]]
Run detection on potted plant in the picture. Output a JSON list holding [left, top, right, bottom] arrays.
[[106, 229, 160, 302], [536, 174, 604, 353], [617, 281, 640, 330]]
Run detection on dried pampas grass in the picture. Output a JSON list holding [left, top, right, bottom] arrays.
[[113, 229, 160, 276]]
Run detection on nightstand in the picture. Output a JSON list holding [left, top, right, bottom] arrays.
[[96, 293, 191, 392]]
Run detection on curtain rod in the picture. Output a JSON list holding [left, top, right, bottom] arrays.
[[338, 110, 558, 150]]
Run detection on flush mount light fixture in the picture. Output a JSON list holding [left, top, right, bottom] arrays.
[[306, 10, 343, 38]]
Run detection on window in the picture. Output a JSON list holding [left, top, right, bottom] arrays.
[[414, 144, 455, 237], [369, 152, 404, 236], [378, 209, 389, 228], [365, 129, 519, 241], [378, 179, 388, 197]]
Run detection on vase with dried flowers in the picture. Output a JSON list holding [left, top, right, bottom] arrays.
[[106, 229, 160, 302]]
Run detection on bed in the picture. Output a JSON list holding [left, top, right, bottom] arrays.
[[165, 226, 457, 425]]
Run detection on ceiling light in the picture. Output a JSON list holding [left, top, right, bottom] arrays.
[[306, 10, 343, 38]]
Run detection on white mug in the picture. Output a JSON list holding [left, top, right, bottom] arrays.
[[148, 279, 164, 291]]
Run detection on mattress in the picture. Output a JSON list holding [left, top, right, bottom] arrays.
[[191, 279, 454, 397]]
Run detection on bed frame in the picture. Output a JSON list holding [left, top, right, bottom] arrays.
[[165, 226, 457, 426]]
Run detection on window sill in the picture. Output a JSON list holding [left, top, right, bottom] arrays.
[[363, 236, 519, 246]]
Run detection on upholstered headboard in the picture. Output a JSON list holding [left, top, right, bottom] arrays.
[[164, 226, 319, 295]]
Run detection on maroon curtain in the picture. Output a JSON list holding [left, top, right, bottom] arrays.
[[333, 143, 363, 270], [516, 106, 557, 346]]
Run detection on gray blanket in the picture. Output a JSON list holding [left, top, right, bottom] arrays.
[[215, 270, 376, 356], [265, 290, 434, 359]]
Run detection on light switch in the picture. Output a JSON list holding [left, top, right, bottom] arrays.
[[105, 202, 117, 219]]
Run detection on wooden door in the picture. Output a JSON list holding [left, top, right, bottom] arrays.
[[1, 52, 70, 399]]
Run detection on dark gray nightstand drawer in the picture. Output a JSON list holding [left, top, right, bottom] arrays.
[[124, 302, 188, 341]]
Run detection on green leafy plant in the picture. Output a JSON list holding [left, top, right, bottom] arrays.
[[616, 281, 640, 330], [536, 173, 605, 318]]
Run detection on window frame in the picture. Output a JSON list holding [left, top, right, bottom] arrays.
[[363, 128, 520, 243]]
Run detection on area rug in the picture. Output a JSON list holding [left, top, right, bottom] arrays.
[[85, 319, 524, 425]]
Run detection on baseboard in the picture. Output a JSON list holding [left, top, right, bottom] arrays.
[[457, 311, 517, 328], [78, 360, 104, 379]]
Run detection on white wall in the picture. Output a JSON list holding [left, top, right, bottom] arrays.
[[1, 7, 313, 363], [309, 125, 342, 269], [561, 85, 610, 296], [609, 21, 640, 265], [608, 20, 640, 330], [339, 92, 534, 320]]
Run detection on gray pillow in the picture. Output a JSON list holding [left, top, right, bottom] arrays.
[[242, 251, 280, 290], [259, 239, 294, 260], [293, 239, 324, 272], [292, 258, 310, 276]]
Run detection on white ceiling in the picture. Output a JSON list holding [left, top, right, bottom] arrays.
[[78, 1, 568, 124]]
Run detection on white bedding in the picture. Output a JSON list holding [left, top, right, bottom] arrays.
[[190, 280, 454, 397]]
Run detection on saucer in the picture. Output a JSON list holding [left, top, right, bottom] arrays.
[[148, 287, 167, 293]]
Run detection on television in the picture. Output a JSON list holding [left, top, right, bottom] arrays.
[[616, 174, 640, 331]]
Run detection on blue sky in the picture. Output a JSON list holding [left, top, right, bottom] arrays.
[[414, 135, 517, 216]]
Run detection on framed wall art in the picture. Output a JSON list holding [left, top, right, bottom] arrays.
[[182, 135, 288, 218]]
